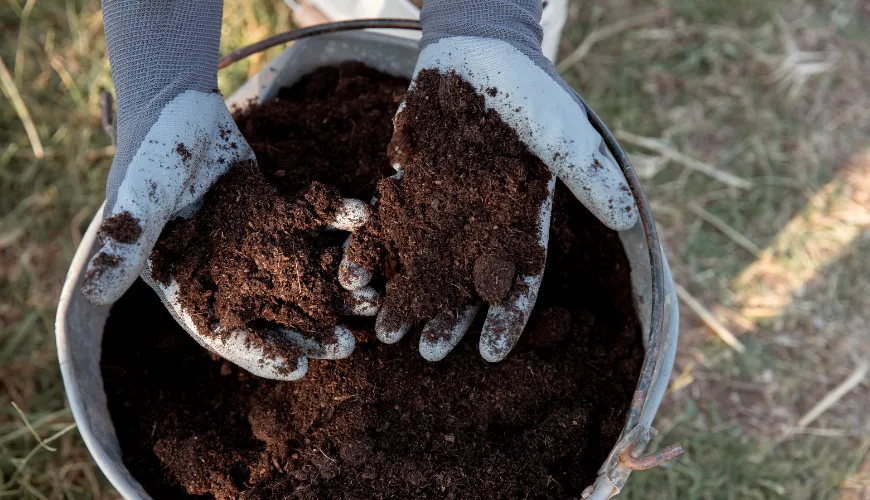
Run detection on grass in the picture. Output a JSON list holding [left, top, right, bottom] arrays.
[[1, 0, 869, 498]]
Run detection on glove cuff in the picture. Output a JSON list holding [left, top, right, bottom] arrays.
[[420, 0, 544, 60]]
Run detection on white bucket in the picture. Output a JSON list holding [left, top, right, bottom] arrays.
[[56, 31, 678, 499]]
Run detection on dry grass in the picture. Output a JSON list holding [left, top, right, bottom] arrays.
[[556, 0, 870, 497], [1, 0, 869, 498]]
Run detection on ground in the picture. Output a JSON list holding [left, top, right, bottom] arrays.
[[1, 0, 869, 498]]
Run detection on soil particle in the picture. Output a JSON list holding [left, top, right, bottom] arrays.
[[99, 211, 142, 244], [83, 251, 122, 286], [355, 69, 550, 326], [101, 64, 644, 500], [94, 252, 121, 268], [176, 142, 192, 163]]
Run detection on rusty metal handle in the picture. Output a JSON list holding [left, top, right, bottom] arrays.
[[619, 442, 685, 471]]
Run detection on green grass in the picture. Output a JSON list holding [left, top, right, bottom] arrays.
[[2, 0, 869, 497]]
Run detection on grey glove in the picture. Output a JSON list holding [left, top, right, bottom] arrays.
[[81, 0, 376, 380], [340, 0, 638, 362]]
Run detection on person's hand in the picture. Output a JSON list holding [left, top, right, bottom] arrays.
[[79, 91, 379, 380], [80, 0, 378, 380], [338, 0, 638, 363]]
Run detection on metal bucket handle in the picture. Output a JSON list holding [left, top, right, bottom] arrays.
[[219, 20, 682, 497]]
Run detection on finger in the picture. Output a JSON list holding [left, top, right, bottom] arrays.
[[338, 235, 374, 291], [280, 325, 356, 360], [337, 170, 404, 291], [326, 198, 370, 231], [419, 303, 481, 362], [342, 286, 381, 316], [375, 301, 412, 344], [81, 209, 161, 306], [479, 177, 554, 362], [147, 270, 309, 380], [213, 327, 310, 381], [479, 273, 542, 362], [557, 140, 638, 232]]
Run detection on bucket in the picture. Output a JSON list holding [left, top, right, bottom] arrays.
[[56, 28, 680, 499]]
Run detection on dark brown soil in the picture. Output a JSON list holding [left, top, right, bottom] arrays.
[[234, 61, 408, 200], [349, 69, 551, 326], [99, 211, 142, 244], [101, 63, 645, 499]]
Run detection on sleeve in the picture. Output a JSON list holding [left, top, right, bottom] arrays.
[[102, 0, 224, 212], [419, 0, 544, 60]]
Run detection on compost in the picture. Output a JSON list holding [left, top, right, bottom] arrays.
[[101, 63, 644, 499], [348, 69, 551, 330]]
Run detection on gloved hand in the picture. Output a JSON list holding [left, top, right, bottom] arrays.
[[339, 0, 638, 363], [80, 0, 376, 380]]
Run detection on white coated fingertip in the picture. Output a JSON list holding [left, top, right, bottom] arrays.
[[344, 286, 382, 317], [419, 304, 481, 362], [479, 274, 542, 363], [375, 305, 411, 344], [592, 151, 638, 232], [283, 325, 356, 360], [338, 256, 373, 291], [325, 325, 357, 359], [328, 198, 370, 231]]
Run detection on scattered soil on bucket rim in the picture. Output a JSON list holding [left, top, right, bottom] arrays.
[[101, 63, 645, 499]]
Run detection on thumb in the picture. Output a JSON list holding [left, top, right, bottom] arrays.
[[80, 205, 166, 306], [554, 138, 639, 232]]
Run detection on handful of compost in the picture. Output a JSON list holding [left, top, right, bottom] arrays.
[[148, 161, 379, 380], [338, 0, 638, 363]]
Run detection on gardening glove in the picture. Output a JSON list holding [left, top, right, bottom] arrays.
[[80, 0, 377, 381], [339, 0, 638, 363]]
